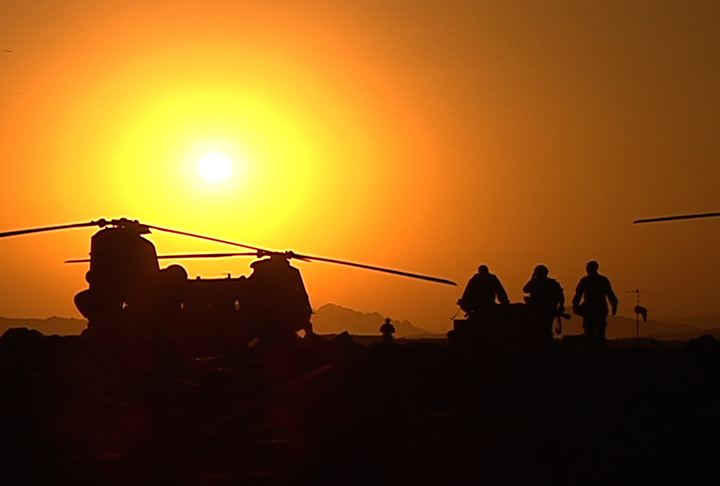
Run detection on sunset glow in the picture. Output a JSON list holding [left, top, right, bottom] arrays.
[[1, 2, 720, 331]]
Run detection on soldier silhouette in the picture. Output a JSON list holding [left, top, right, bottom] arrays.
[[380, 318, 396, 344], [523, 265, 564, 343], [457, 265, 510, 321], [572, 260, 618, 345]]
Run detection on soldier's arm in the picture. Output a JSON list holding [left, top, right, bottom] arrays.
[[459, 277, 475, 302], [458, 277, 475, 310], [571, 278, 584, 306], [605, 277, 618, 314], [571, 279, 585, 313], [496, 277, 510, 304]]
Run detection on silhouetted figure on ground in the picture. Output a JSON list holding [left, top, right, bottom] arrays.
[[458, 265, 510, 322], [523, 265, 564, 343], [572, 260, 618, 345], [380, 318, 396, 344]]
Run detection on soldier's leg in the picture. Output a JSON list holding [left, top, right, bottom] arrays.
[[582, 317, 594, 338], [544, 315, 554, 343], [597, 317, 608, 344]]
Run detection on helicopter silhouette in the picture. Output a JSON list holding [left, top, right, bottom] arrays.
[[0, 218, 456, 346]]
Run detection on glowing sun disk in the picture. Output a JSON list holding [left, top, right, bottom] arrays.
[[198, 152, 232, 183]]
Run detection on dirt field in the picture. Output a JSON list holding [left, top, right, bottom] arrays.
[[2, 329, 719, 485]]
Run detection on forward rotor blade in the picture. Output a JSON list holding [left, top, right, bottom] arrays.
[[633, 211, 720, 224], [65, 252, 259, 263], [145, 224, 268, 253], [0, 220, 103, 239], [289, 252, 457, 286]]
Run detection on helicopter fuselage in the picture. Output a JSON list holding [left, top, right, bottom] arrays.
[[73, 225, 312, 342]]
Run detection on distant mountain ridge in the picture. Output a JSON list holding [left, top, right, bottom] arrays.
[[0, 307, 427, 339], [312, 304, 428, 337], [657, 313, 720, 330], [1, 310, 717, 342], [0, 316, 86, 336]]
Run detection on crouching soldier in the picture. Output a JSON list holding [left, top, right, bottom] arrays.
[[458, 265, 510, 323]]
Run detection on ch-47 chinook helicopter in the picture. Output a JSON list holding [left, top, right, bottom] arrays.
[[0, 218, 456, 346]]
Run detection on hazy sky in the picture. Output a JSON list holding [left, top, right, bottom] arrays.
[[1, 1, 719, 331]]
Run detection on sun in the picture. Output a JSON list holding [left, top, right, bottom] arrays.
[[198, 152, 233, 183]]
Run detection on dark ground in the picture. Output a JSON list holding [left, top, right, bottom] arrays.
[[1, 329, 719, 485]]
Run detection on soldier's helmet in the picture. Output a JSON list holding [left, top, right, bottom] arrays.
[[533, 264, 549, 277]]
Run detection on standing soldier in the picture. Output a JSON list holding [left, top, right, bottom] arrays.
[[457, 265, 510, 321], [380, 318, 396, 344], [523, 265, 564, 343], [572, 260, 618, 345]]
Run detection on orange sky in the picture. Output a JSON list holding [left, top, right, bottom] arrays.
[[1, 1, 720, 331]]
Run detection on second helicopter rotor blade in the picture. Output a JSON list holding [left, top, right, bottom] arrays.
[[145, 224, 270, 253], [634, 211, 720, 224], [288, 252, 457, 286]]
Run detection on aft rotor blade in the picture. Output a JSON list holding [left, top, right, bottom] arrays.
[[145, 224, 268, 253], [156, 252, 258, 260], [289, 253, 457, 286], [633, 211, 720, 224], [0, 220, 103, 239]]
